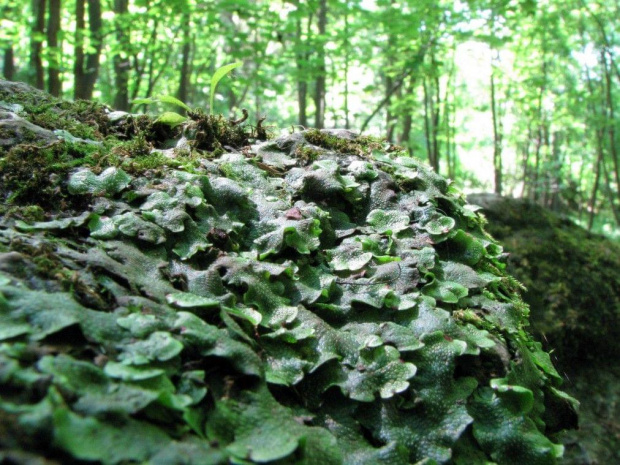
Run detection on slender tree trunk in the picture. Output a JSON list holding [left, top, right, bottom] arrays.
[[385, 74, 395, 142], [74, 0, 102, 100], [520, 123, 532, 198], [531, 126, 543, 201], [423, 78, 435, 169], [549, 131, 562, 211], [314, 0, 327, 129], [443, 52, 456, 179], [294, 9, 310, 127], [601, 158, 620, 225], [588, 130, 604, 231], [177, 10, 192, 106], [602, 50, 620, 203], [398, 76, 416, 155], [113, 0, 129, 111], [577, 154, 586, 222], [31, 0, 46, 89], [343, 3, 350, 129], [490, 54, 503, 195], [431, 71, 441, 173], [3, 47, 15, 80], [47, 0, 62, 96], [74, 0, 85, 97], [143, 19, 179, 99]]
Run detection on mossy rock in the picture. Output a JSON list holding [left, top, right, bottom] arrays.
[[469, 193, 620, 365], [0, 81, 577, 464]]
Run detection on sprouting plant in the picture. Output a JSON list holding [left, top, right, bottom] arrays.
[[132, 61, 243, 126], [208, 62, 242, 115]]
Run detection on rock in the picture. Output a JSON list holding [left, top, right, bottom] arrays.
[[0, 111, 58, 148], [0, 80, 578, 465], [468, 193, 620, 363]]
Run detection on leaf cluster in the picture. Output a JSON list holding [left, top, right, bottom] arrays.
[[0, 121, 577, 463]]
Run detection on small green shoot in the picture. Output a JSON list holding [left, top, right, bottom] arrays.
[[132, 62, 243, 126], [209, 62, 242, 115], [132, 96, 190, 128]]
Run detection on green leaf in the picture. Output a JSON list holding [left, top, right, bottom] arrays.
[[210, 62, 242, 115], [155, 111, 187, 128], [53, 408, 169, 464], [158, 95, 192, 111], [366, 209, 411, 235], [118, 331, 184, 365], [166, 292, 220, 309], [132, 97, 156, 106], [14, 211, 91, 231], [104, 361, 166, 381], [208, 385, 340, 463], [421, 215, 456, 235], [174, 312, 263, 376], [224, 305, 262, 326], [68, 167, 132, 196], [327, 241, 373, 271], [470, 387, 564, 464], [422, 275, 468, 303]]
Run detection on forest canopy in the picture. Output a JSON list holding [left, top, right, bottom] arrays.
[[1, 0, 619, 238]]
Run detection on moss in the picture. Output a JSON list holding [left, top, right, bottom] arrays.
[[0, 140, 100, 209], [1, 92, 110, 141], [304, 128, 396, 156], [186, 109, 253, 152], [2, 205, 46, 222], [293, 144, 322, 163]]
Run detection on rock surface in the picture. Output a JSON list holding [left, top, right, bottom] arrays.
[[0, 80, 577, 464]]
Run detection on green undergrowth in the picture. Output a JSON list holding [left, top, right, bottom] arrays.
[[470, 194, 620, 366], [0, 84, 578, 464]]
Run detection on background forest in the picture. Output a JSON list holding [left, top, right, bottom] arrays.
[[0, 0, 618, 238]]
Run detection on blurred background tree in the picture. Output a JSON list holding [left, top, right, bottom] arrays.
[[1, 0, 618, 238]]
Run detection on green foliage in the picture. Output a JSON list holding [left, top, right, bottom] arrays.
[[209, 62, 242, 115], [0, 93, 577, 464], [132, 62, 243, 125]]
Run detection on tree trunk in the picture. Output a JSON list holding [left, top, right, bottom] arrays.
[[294, 6, 311, 128], [397, 75, 417, 155], [490, 55, 503, 195], [113, 0, 130, 111], [74, 0, 102, 100], [177, 10, 192, 106], [601, 158, 620, 226], [314, 0, 327, 129], [588, 130, 604, 231], [431, 72, 441, 173], [519, 123, 532, 198], [343, 3, 350, 129], [602, 50, 620, 204], [549, 131, 562, 211], [3, 47, 15, 80], [31, 0, 46, 90], [423, 78, 435, 170], [47, 0, 62, 96], [385, 74, 395, 142], [443, 52, 456, 179]]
